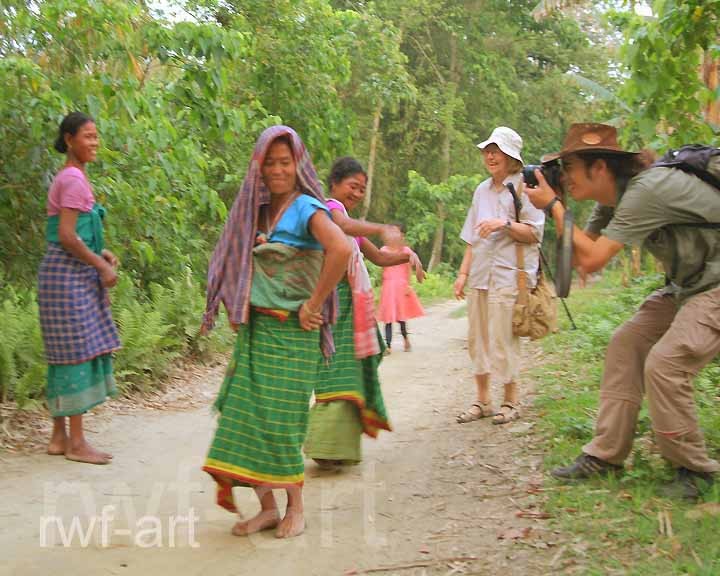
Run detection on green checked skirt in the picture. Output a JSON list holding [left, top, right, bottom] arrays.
[[304, 280, 391, 465], [203, 309, 321, 512]]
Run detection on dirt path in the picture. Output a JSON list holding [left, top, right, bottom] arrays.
[[0, 301, 564, 576]]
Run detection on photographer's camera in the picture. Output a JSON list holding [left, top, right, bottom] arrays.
[[522, 160, 562, 191]]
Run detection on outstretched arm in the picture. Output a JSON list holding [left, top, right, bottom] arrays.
[[361, 239, 409, 267], [329, 209, 401, 246]]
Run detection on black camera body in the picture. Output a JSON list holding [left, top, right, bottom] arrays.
[[522, 160, 562, 191]]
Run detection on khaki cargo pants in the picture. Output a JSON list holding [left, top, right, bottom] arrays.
[[584, 286, 720, 473]]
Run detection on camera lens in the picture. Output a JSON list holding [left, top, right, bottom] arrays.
[[522, 165, 541, 187]]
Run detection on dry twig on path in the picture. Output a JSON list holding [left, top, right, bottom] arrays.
[[346, 556, 478, 574]]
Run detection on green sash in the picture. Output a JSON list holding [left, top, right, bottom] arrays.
[[46, 203, 106, 255], [250, 242, 323, 310]]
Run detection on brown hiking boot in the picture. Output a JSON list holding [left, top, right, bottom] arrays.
[[551, 453, 623, 481], [660, 468, 715, 502]]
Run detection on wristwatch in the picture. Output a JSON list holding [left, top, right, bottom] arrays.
[[544, 197, 560, 215]]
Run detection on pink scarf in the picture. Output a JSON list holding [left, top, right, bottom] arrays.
[[331, 202, 381, 359]]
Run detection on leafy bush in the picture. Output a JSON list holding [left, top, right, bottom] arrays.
[[0, 286, 46, 406], [412, 270, 455, 305]]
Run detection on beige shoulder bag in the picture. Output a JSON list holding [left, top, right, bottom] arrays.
[[511, 242, 558, 340]]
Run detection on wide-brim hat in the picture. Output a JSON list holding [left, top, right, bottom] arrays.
[[477, 126, 523, 164], [544, 123, 638, 162]]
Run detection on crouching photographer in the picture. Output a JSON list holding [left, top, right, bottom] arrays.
[[525, 122, 720, 500]]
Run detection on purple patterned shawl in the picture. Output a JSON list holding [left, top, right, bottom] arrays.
[[202, 125, 336, 355]]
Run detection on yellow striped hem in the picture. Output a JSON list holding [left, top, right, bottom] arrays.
[[315, 391, 364, 404], [205, 458, 304, 484]]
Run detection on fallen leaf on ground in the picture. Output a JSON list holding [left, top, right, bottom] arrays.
[[498, 526, 532, 540]]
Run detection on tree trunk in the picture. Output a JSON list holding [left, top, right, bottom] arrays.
[[702, 49, 719, 125], [427, 33, 458, 272], [361, 102, 382, 219]]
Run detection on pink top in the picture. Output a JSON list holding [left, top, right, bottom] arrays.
[[326, 198, 365, 247], [47, 167, 94, 216]]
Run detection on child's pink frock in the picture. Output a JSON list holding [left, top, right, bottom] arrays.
[[376, 246, 424, 323]]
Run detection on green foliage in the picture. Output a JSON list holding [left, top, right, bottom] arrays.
[[411, 270, 455, 305], [0, 283, 46, 406], [617, 0, 720, 147], [531, 272, 720, 573], [398, 171, 480, 267], [361, 0, 619, 267], [111, 270, 233, 390], [112, 276, 180, 389]]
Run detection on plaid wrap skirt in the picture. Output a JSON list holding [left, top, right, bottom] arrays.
[[38, 244, 121, 365]]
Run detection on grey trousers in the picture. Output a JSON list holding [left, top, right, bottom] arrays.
[[583, 286, 720, 473]]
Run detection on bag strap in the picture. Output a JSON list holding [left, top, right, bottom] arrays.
[[515, 243, 529, 304], [508, 182, 532, 303], [506, 182, 522, 224]]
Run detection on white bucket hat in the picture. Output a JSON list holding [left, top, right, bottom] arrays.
[[477, 126, 524, 164]]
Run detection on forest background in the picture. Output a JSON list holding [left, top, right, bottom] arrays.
[[0, 0, 718, 405]]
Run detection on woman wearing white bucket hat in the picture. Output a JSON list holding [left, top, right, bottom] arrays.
[[454, 127, 545, 425]]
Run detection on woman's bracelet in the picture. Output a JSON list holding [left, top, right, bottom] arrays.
[[458, 271, 468, 277]]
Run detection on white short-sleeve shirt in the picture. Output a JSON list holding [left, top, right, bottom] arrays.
[[460, 173, 545, 291]]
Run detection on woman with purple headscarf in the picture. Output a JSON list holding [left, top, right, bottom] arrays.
[[201, 126, 351, 538]]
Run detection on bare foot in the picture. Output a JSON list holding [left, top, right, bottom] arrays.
[[65, 442, 111, 465], [47, 440, 66, 456], [275, 508, 305, 539], [231, 509, 280, 536]]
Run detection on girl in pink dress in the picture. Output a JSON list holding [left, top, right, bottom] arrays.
[[377, 227, 425, 353]]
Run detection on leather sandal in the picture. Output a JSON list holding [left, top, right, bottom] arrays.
[[492, 403, 520, 425], [456, 401, 494, 424]]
